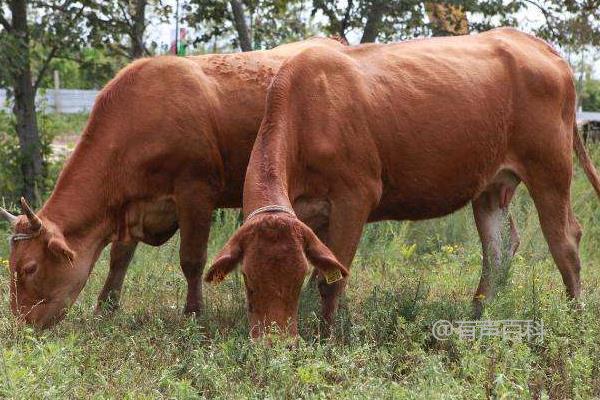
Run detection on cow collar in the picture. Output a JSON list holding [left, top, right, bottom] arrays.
[[245, 205, 296, 224]]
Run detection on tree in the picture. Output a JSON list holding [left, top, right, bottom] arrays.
[[230, 0, 252, 51], [89, 0, 172, 60], [360, 0, 387, 43], [0, 0, 98, 203], [125, 0, 149, 58], [312, 0, 453, 44], [36, 46, 129, 89], [517, 0, 600, 48], [186, 0, 311, 52], [312, 0, 523, 44]]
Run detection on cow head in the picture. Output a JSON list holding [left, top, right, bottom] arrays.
[[1, 198, 89, 328], [205, 213, 348, 338]]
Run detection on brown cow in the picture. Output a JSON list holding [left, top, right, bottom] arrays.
[[206, 28, 600, 337], [0, 37, 346, 328]]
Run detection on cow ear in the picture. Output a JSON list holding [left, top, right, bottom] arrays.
[[302, 225, 348, 284], [205, 233, 244, 284], [48, 237, 75, 262]]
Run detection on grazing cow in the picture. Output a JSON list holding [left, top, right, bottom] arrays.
[[206, 28, 600, 337], [0, 37, 346, 328]]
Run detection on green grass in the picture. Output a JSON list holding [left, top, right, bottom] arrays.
[[0, 148, 599, 399]]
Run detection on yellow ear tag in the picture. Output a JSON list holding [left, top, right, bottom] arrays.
[[324, 268, 343, 285]]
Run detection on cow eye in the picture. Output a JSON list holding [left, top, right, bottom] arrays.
[[23, 262, 37, 275]]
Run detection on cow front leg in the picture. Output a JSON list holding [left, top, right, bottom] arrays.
[[312, 198, 372, 335], [175, 186, 215, 315], [96, 241, 138, 313]]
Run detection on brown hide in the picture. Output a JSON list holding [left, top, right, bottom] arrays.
[[208, 28, 600, 336], [5, 37, 346, 328]]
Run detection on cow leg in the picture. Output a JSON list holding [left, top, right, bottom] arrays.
[[176, 185, 215, 315], [508, 213, 520, 257], [527, 181, 582, 301], [471, 189, 519, 318], [96, 241, 138, 313], [294, 200, 331, 287], [314, 200, 371, 334]]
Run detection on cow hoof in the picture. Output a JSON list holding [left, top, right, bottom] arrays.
[[472, 300, 484, 320], [183, 305, 202, 317], [95, 301, 120, 315]]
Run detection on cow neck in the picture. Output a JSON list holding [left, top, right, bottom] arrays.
[[242, 121, 297, 216], [40, 133, 112, 241]]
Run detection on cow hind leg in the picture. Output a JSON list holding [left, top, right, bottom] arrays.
[[96, 241, 138, 313], [472, 181, 519, 318], [526, 175, 582, 301], [508, 213, 520, 257]]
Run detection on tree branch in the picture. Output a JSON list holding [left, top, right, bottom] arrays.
[[30, 0, 78, 14], [0, 13, 11, 31], [33, 5, 86, 90], [110, 43, 130, 59], [522, 0, 561, 38], [318, 4, 340, 30], [116, 1, 134, 29], [33, 44, 59, 91], [339, 0, 353, 40]]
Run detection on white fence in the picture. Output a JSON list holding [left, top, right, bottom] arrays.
[[0, 88, 99, 114]]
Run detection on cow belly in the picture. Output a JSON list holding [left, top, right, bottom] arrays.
[[123, 197, 179, 245], [370, 159, 519, 222], [371, 183, 477, 221]]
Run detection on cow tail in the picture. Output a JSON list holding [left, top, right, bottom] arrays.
[[573, 123, 600, 200]]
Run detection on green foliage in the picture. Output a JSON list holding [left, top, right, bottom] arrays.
[[0, 111, 87, 204], [582, 79, 600, 112], [0, 0, 120, 202], [87, 0, 173, 59], [0, 112, 20, 199], [529, 0, 600, 48], [311, 0, 524, 43], [248, 0, 319, 49], [0, 0, 105, 88], [0, 145, 598, 398], [35, 47, 128, 90], [225, 0, 600, 47], [186, 0, 317, 51], [312, 0, 427, 42]]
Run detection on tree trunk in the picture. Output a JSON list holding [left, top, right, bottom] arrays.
[[338, 0, 353, 43], [10, 0, 43, 204], [129, 0, 147, 59], [230, 0, 252, 52], [361, 1, 385, 43]]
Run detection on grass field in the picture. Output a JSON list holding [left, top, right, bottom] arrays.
[[0, 147, 599, 399]]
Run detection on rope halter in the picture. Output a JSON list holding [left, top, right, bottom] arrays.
[[8, 229, 42, 248], [245, 205, 296, 224]]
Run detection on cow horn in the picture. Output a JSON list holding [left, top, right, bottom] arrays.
[[20, 197, 42, 231], [0, 206, 17, 226]]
